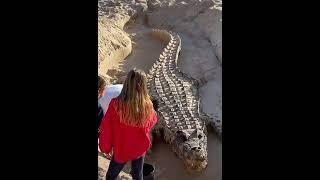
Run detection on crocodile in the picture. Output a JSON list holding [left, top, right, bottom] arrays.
[[146, 29, 212, 173]]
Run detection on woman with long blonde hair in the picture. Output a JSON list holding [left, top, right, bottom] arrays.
[[99, 68, 157, 180]]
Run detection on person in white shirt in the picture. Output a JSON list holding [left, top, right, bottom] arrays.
[[98, 78, 123, 158], [99, 84, 123, 114]]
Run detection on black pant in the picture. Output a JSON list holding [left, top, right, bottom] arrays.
[[106, 156, 144, 180]]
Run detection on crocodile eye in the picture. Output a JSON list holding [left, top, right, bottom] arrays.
[[176, 130, 187, 142]]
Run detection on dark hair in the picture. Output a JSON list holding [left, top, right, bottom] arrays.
[[98, 75, 107, 92]]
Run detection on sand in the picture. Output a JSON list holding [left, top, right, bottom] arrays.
[[119, 20, 166, 75]]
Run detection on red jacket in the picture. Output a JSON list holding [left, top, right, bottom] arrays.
[[99, 98, 157, 163]]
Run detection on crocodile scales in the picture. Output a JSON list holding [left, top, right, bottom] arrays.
[[147, 29, 210, 172]]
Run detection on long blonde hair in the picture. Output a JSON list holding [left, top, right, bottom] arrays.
[[115, 68, 153, 127]]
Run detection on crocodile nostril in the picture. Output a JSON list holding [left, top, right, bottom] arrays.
[[191, 147, 197, 150], [181, 136, 187, 142], [197, 147, 201, 150]]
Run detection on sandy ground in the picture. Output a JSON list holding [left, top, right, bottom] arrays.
[[200, 80, 222, 116], [119, 21, 166, 75]]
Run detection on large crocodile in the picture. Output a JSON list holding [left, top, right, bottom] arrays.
[[147, 29, 219, 173]]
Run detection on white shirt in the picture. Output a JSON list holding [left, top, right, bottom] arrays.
[[99, 84, 123, 114]]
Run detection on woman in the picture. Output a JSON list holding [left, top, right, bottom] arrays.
[[99, 68, 157, 180]]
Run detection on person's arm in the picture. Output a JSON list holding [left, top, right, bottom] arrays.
[[145, 111, 158, 132], [98, 100, 115, 154]]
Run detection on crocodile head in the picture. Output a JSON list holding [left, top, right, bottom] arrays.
[[173, 128, 208, 173]]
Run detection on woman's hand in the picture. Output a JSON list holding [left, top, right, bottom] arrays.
[[105, 150, 113, 160], [105, 153, 112, 160]]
